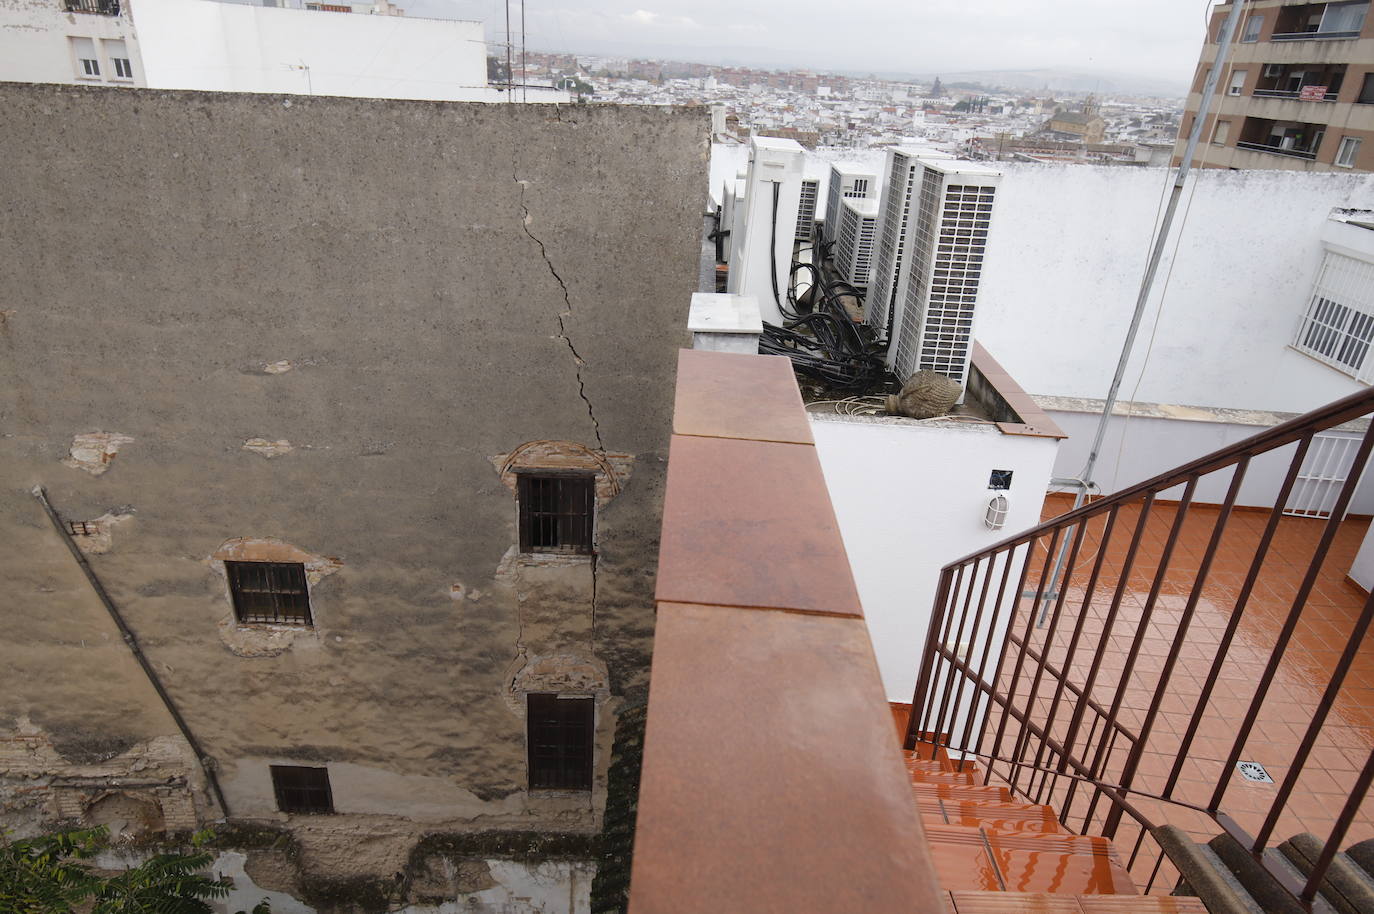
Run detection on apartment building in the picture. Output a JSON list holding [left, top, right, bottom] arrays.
[[1178, 0, 1374, 171], [0, 0, 146, 87], [0, 84, 703, 912]]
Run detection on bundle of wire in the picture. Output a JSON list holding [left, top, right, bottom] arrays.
[[756, 183, 886, 393]]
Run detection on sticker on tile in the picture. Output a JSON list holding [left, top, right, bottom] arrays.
[[1237, 761, 1274, 783]]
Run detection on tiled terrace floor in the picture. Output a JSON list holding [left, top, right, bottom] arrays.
[[952, 493, 1374, 892]]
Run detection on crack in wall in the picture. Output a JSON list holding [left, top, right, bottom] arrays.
[[512, 173, 604, 451]]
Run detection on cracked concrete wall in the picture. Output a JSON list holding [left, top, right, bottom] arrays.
[[0, 83, 704, 897]]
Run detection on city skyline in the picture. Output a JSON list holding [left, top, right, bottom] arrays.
[[410, 0, 1214, 90]]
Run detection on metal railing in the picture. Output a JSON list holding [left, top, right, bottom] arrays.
[[905, 385, 1374, 906], [62, 0, 120, 13], [1236, 140, 1320, 160], [1253, 88, 1340, 101], [1271, 30, 1362, 41]]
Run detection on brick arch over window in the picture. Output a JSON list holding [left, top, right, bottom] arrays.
[[491, 440, 634, 506]]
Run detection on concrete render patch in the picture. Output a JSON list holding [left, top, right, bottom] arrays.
[[61, 432, 135, 476]]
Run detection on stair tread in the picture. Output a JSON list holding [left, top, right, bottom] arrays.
[[926, 824, 1138, 895], [925, 799, 1064, 833], [908, 769, 977, 785], [911, 782, 1014, 802], [945, 891, 1208, 912]]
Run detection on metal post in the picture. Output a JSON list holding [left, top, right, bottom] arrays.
[[1038, 0, 1248, 625]]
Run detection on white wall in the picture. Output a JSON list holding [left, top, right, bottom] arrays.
[[132, 0, 504, 101], [0, 0, 145, 87], [975, 164, 1374, 415], [811, 414, 1060, 701], [1046, 407, 1374, 511]]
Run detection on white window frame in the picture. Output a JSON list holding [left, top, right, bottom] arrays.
[[1294, 251, 1374, 380], [1212, 119, 1232, 146], [1337, 136, 1362, 167], [1242, 14, 1264, 42], [1228, 70, 1247, 96], [70, 36, 100, 80]]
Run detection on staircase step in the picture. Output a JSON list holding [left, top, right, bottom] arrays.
[[1280, 833, 1374, 914], [908, 767, 977, 785], [1153, 825, 1265, 914], [1208, 832, 1340, 914], [911, 782, 1013, 803], [926, 823, 1137, 895], [924, 798, 1064, 833], [945, 891, 1209, 912], [906, 757, 980, 775]]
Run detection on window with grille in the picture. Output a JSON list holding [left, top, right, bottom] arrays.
[[226, 561, 312, 625], [270, 765, 333, 813], [1295, 252, 1374, 379], [527, 693, 593, 791], [518, 473, 594, 555]]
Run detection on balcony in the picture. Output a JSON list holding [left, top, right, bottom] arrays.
[[1237, 140, 1320, 158], [62, 0, 120, 13], [1271, 1, 1368, 40], [1253, 88, 1340, 101], [905, 385, 1374, 911]]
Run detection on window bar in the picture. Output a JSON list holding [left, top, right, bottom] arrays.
[[1127, 822, 1148, 869], [1144, 844, 1166, 894], [959, 547, 1016, 756], [1102, 465, 1247, 838], [1301, 748, 1374, 902], [1054, 493, 1155, 820], [1212, 421, 1374, 814], [1086, 477, 1197, 838], [985, 526, 1061, 793], [1030, 507, 1120, 805], [975, 542, 1037, 765], [1164, 439, 1311, 800], [934, 555, 992, 752], [907, 566, 956, 750], [1255, 587, 1374, 853]]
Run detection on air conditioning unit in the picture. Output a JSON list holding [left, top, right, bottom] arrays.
[[888, 159, 1002, 394], [822, 163, 877, 248], [833, 196, 879, 289], [868, 146, 957, 342], [797, 178, 820, 243], [1264, 64, 1285, 78]]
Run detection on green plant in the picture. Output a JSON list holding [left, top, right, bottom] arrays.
[[0, 826, 263, 914]]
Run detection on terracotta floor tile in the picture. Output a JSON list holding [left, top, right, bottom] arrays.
[[948, 890, 1084, 912]]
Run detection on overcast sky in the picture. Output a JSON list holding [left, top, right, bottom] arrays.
[[406, 0, 1215, 86]]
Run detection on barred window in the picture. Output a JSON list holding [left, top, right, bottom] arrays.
[[527, 694, 593, 791], [226, 561, 312, 625], [1295, 252, 1374, 380], [518, 473, 594, 555], [270, 765, 333, 814]]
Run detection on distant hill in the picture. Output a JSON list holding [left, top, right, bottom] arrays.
[[902, 68, 1188, 100]]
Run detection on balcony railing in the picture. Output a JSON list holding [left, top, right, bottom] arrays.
[[1253, 88, 1339, 101], [63, 0, 120, 13], [1271, 29, 1362, 40], [1236, 139, 1320, 159], [905, 385, 1374, 907]]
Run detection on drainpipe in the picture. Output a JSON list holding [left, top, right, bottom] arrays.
[[33, 486, 231, 819], [1038, 0, 1250, 624]]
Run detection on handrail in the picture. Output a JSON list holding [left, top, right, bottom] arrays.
[[1236, 140, 1320, 159], [1271, 29, 1361, 40], [907, 385, 1374, 902]]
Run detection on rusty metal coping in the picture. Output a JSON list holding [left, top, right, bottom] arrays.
[[629, 348, 946, 913], [969, 342, 1068, 440]]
